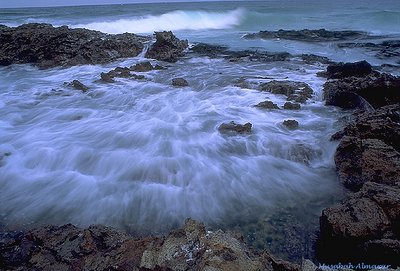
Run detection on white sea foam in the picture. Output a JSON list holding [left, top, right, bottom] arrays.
[[73, 8, 245, 34]]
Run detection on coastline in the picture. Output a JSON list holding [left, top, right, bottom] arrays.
[[0, 23, 399, 270]]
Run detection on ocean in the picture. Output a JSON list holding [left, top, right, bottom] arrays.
[[0, 0, 399, 261]]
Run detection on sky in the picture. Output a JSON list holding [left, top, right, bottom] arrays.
[[0, 0, 235, 9]]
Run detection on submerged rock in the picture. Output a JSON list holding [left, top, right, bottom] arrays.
[[0, 219, 300, 271], [255, 100, 280, 109], [67, 80, 89, 92], [282, 120, 299, 130], [0, 23, 147, 68], [259, 81, 313, 103], [145, 31, 188, 63], [283, 102, 301, 110], [243, 29, 370, 42], [100, 67, 145, 83], [338, 40, 400, 62], [172, 77, 189, 87], [130, 61, 154, 72], [190, 42, 229, 57], [218, 121, 252, 134]]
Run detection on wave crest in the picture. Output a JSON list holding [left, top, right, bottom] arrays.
[[73, 8, 245, 34]]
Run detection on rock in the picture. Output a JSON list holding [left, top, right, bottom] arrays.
[[68, 80, 89, 92], [145, 31, 188, 63], [259, 81, 313, 103], [130, 61, 154, 72], [283, 102, 301, 110], [325, 60, 373, 79], [283, 120, 299, 130], [226, 51, 291, 62], [100, 67, 146, 83], [218, 121, 252, 134], [255, 100, 280, 109], [0, 219, 300, 271], [300, 54, 333, 64], [318, 182, 400, 266], [190, 43, 229, 57], [0, 23, 147, 68], [243, 29, 370, 42], [333, 105, 400, 191], [323, 71, 400, 109], [172, 78, 189, 87], [338, 40, 400, 62]]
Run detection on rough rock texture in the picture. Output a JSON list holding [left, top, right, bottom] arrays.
[[282, 120, 299, 130], [130, 61, 154, 72], [0, 219, 300, 271], [172, 78, 189, 87], [255, 100, 280, 109], [0, 23, 147, 68], [67, 80, 89, 92], [259, 81, 313, 103], [218, 121, 252, 134], [283, 102, 301, 110], [100, 67, 145, 83], [145, 31, 188, 63], [323, 62, 400, 109], [243, 29, 370, 42], [318, 182, 400, 266]]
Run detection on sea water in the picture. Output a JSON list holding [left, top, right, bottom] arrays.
[[0, 0, 399, 261]]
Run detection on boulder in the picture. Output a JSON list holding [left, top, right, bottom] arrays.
[[259, 81, 313, 103], [172, 78, 189, 87], [282, 120, 299, 130], [100, 67, 145, 83], [255, 100, 280, 109], [283, 102, 301, 110], [145, 31, 188, 63], [323, 69, 400, 109], [218, 121, 252, 134], [67, 80, 89, 92], [0, 23, 147, 68], [130, 61, 154, 72], [325, 60, 373, 79]]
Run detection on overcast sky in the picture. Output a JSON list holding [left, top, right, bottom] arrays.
[[0, 0, 234, 9]]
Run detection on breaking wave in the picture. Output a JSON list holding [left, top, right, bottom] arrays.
[[73, 8, 245, 34]]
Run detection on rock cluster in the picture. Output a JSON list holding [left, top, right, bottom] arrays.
[[218, 121, 252, 134], [0, 23, 147, 68], [259, 80, 314, 103], [0, 219, 299, 271], [145, 31, 188, 63]]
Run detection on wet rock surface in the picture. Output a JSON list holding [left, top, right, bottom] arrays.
[[100, 66, 146, 83], [145, 31, 188, 63], [243, 29, 371, 42], [0, 23, 147, 68], [283, 120, 299, 130], [259, 80, 314, 103], [218, 121, 252, 134], [67, 80, 89, 92], [255, 100, 280, 110], [338, 40, 400, 63], [172, 78, 189, 87], [323, 62, 400, 109], [0, 219, 299, 271]]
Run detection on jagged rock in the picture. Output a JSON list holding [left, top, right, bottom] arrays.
[[283, 102, 301, 110], [130, 61, 154, 72], [172, 78, 189, 87], [283, 120, 299, 130], [324, 60, 373, 79], [0, 23, 147, 68], [190, 43, 229, 57], [259, 81, 313, 103], [255, 100, 280, 109], [67, 80, 89, 92], [323, 68, 400, 109], [100, 67, 145, 83], [0, 219, 300, 271], [145, 31, 188, 63], [243, 29, 370, 42], [318, 182, 400, 266], [218, 121, 252, 134]]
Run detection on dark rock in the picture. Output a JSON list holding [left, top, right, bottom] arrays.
[[0, 23, 147, 68], [318, 182, 400, 266], [325, 60, 373, 79], [300, 54, 333, 64], [100, 71, 115, 83], [145, 31, 188, 63], [243, 29, 370, 42], [323, 71, 400, 109], [226, 51, 291, 62], [218, 121, 252, 134], [338, 40, 400, 62], [172, 78, 189, 87], [67, 80, 89, 92], [190, 43, 229, 57], [100, 67, 146, 83], [282, 120, 299, 130], [283, 102, 301, 110], [130, 61, 154, 72], [255, 100, 280, 109], [259, 81, 313, 103], [0, 219, 300, 271]]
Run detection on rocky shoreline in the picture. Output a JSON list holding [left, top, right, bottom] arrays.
[[1, 24, 400, 270]]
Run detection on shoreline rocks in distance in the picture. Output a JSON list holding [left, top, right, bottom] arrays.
[[0, 23, 148, 68]]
